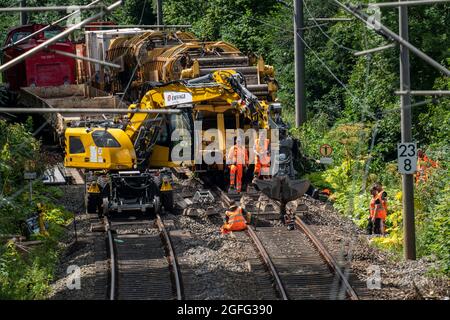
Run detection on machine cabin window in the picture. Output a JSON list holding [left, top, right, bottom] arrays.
[[69, 136, 85, 154], [92, 130, 121, 148]]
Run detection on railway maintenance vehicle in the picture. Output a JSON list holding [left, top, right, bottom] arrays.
[[62, 69, 299, 216]]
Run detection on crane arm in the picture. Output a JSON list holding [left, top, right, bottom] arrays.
[[123, 70, 242, 140]]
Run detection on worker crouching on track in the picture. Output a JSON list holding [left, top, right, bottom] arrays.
[[221, 202, 250, 235], [367, 184, 388, 235], [227, 136, 248, 193], [253, 135, 271, 183]]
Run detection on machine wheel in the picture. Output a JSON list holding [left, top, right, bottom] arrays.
[[87, 194, 99, 214], [153, 195, 161, 215], [101, 198, 109, 218], [161, 191, 174, 214]]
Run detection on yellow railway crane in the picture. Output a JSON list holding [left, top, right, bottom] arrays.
[[102, 32, 281, 163], [64, 70, 290, 217]]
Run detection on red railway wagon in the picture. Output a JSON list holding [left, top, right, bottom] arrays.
[[2, 24, 76, 91]]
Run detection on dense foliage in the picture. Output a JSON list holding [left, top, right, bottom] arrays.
[[0, 120, 70, 299], [0, 0, 448, 294], [162, 0, 449, 273]]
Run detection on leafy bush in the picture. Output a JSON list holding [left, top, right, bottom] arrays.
[[0, 120, 70, 299], [0, 241, 59, 299]]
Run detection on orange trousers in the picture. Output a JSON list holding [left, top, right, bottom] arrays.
[[221, 223, 247, 234], [254, 157, 270, 178], [229, 164, 243, 192]]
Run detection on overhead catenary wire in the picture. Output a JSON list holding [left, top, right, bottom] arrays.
[[0, 5, 106, 13], [0, 108, 181, 114], [331, 0, 450, 76], [116, 0, 149, 108], [360, 0, 450, 9], [218, 2, 448, 118], [303, 0, 358, 53], [0, 0, 124, 73], [2, 0, 103, 51], [214, 3, 381, 120]]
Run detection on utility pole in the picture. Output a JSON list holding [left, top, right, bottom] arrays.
[[333, 0, 450, 262], [399, 1, 416, 260], [294, 0, 306, 127], [156, 0, 163, 26], [20, 0, 28, 25]]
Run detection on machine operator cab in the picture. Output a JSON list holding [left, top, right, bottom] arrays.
[[64, 126, 137, 170]]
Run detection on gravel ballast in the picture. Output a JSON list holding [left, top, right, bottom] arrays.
[[49, 185, 99, 300], [49, 180, 449, 300], [298, 196, 450, 300]]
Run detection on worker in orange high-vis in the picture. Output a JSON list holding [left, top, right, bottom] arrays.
[[367, 186, 378, 235], [221, 203, 249, 234], [253, 135, 271, 183], [227, 136, 248, 193], [377, 183, 388, 235], [416, 150, 438, 185], [367, 184, 387, 235]]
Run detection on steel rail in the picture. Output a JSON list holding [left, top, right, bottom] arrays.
[[156, 214, 183, 300], [295, 216, 359, 300], [214, 187, 288, 300], [106, 228, 116, 300], [204, 176, 358, 300], [246, 227, 289, 300]]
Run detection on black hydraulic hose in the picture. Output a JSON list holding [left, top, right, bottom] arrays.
[[186, 73, 213, 84]]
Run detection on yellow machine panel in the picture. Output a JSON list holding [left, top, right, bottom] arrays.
[[64, 127, 136, 170]]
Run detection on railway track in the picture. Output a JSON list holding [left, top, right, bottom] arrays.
[[106, 215, 183, 300], [215, 187, 359, 300], [91, 172, 360, 300]]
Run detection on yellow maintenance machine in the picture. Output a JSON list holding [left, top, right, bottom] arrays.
[[64, 70, 291, 217], [103, 31, 277, 101], [87, 29, 285, 169]]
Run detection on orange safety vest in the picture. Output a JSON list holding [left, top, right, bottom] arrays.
[[225, 207, 247, 231], [370, 192, 387, 220], [255, 138, 270, 165], [416, 155, 438, 183], [228, 145, 248, 165]]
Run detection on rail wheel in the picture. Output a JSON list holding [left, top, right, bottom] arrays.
[[161, 191, 174, 214], [101, 198, 109, 218], [87, 193, 99, 214]]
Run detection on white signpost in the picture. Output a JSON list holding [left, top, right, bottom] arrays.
[[397, 142, 417, 174]]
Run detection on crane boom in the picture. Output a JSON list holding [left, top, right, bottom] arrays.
[[123, 70, 272, 141], [64, 70, 278, 171]]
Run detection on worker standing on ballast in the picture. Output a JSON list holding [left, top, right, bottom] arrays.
[[376, 183, 388, 235], [227, 136, 248, 193], [253, 133, 271, 183], [221, 202, 249, 234], [367, 184, 387, 235]]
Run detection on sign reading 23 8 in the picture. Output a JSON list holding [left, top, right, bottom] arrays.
[[397, 142, 417, 174]]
